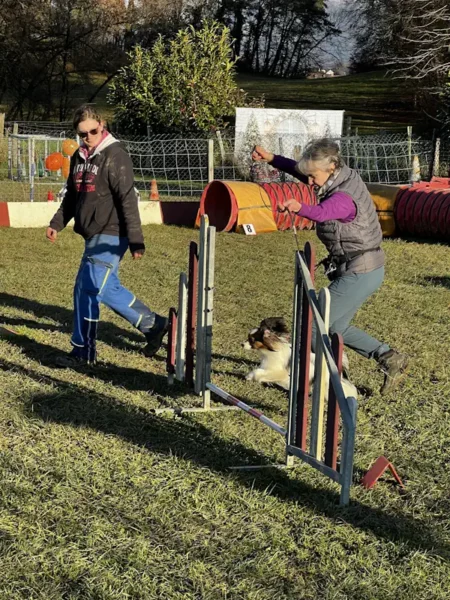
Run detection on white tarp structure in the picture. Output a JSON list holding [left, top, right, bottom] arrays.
[[235, 107, 345, 175]]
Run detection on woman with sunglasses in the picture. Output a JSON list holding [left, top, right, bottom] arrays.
[[46, 105, 168, 367], [252, 140, 408, 395]]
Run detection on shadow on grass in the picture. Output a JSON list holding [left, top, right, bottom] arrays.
[[0, 293, 258, 371], [0, 292, 146, 352], [2, 332, 285, 414], [417, 276, 450, 290], [1, 355, 449, 561], [0, 334, 177, 398]]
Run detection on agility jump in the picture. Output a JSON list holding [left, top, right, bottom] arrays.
[[164, 215, 358, 505]]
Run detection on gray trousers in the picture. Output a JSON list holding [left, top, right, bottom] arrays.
[[312, 266, 390, 360]]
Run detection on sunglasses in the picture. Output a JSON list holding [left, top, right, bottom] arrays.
[[77, 126, 101, 138]]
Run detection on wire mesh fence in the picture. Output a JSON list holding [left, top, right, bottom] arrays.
[[124, 138, 210, 197], [0, 123, 446, 201]]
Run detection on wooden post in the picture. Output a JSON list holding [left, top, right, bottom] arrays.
[[0, 113, 5, 138]]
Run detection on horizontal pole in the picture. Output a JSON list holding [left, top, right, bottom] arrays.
[[152, 405, 239, 415], [286, 445, 342, 484], [207, 383, 287, 437]]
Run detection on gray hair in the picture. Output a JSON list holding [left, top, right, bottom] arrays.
[[296, 138, 344, 174]]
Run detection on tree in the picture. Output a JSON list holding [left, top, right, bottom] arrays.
[[348, 0, 399, 73], [384, 1, 450, 82], [108, 20, 264, 134], [214, 0, 339, 77], [182, 0, 339, 77], [350, 0, 450, 128], [0, 0, 176, 120]]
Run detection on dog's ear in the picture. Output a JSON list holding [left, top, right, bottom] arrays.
[[261, 317, 289, 335]]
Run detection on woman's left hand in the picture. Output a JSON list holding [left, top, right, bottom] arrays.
[[282, 198, 302, 213], [132, 251, 144, 260]]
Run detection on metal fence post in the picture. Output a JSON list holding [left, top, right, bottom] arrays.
[[12, 122, 18, 169], [208, 139, 214, 183], [29, 137, 35, 202], [407, 125, 413, 172]]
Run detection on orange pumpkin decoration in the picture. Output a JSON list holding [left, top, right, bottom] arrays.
[[45, 152, 64, 171], [62, 156, 71, 179], [62, 138, 79, 157]]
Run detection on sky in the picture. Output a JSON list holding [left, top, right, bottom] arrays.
[[319, 0, 355, 69]]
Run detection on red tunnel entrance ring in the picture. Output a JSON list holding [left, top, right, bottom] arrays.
[[201, 181, 238, 232]]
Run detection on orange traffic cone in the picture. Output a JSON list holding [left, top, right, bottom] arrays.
[[47, 190, 54, 202], [150, 179, 159, 201]]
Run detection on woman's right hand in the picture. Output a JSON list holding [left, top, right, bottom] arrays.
[[46, 227, 58, 243], [252, 146, 274, 163]]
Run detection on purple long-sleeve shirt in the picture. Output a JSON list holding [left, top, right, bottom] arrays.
[[270, 154, 356, 223]]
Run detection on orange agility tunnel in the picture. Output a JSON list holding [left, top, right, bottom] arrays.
[[198, 180, 317, 233]]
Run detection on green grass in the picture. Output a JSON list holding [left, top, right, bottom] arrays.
[[236, 71, 420, 134], [0, 226, 450, 599]]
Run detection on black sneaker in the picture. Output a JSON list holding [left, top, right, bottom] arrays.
[[378, 350, 408, 395], [53, 352, 96, 369], [143, 314, 169, 358]]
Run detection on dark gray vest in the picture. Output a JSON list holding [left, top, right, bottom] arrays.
[[316, 165, 384, 276]]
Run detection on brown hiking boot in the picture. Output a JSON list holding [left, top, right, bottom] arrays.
[[378, 350, 408, 395]]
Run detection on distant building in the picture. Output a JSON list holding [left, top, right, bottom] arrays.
[[307, 69, 335, 79]]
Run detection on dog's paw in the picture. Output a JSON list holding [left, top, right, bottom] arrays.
[[246, 371, 255, 381]]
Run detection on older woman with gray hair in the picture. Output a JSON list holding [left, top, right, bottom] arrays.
[[252, 139, 407, 395]]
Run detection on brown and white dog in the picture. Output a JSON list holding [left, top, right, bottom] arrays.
[[242, 317, 358, 398]]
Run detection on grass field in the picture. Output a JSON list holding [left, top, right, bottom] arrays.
[[236, 71, 420, 134], [80, 70, 419, 134], [0, 225, 449, 599], [1, 70, 420, 135]]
